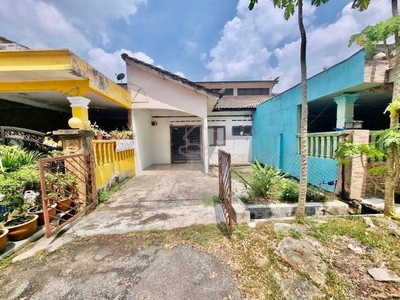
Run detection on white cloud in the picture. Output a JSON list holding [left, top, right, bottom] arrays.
[[0, 0, 145, 54], [175, 71, 186, 78], [185, 41, 198, 53], [100, 32, 111, 46], [88, 48, 155, 81], [204, 0, 392, 92], [41, 0, 146, 28], [0, 0, 91, 51]]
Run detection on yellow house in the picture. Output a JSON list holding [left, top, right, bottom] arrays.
[[0, 43, 135, 189]]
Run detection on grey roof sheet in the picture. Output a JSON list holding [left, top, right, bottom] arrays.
[[121, 53, 219, 98], [214, 95, 273, 110]]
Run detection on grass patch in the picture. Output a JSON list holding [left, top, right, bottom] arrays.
[[204, 196, 219, 207], [290, 228, 302, 239], [2, 217, 399, 299], [172, 224, 227, 247], [98, 183, 124, 204], [324, 268, 348, 300], [231, 165, 253, 183], [308, 217, 400, 274]]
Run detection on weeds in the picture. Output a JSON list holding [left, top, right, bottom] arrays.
[[290, 228, 302, 239], [98, 183, 124, 204], [204, 196, 219, 207]]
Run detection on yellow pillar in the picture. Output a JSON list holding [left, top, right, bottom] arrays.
[[67, 96, 91, 129]]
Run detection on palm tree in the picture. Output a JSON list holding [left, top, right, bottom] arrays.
[[297, 0, 308, 217], [249, 0, 309, 216]]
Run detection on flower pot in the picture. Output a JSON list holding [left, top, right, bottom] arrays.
[[28, 203, 57, 225], [5, 214, 38, 241], [0, 228, 8, 253], [56, 197, 73, 212], [95, 134, 103, 140]]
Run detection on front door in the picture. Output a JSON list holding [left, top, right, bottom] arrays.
[[170, 126, 202, 163]]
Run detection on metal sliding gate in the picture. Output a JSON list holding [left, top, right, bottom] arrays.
[[218, 150, 233, 236], [170, 126, 202, 163], [38, 153, 97, 238]]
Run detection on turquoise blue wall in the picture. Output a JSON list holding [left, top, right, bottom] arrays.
[[253, 50, 365, 191]]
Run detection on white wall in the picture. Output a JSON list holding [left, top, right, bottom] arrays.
[[127, 65, 211, 118], [208, 115, 253, 165], [132, 109, 154, 172], [133, 112, 206, 169], [152, 118, 171, 164]]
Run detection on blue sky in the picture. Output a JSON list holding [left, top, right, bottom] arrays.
[[0, 0, 391, 92]]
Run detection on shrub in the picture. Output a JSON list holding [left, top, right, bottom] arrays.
[[249, 159, 286, 200], [9, 165, 41, 190], [306, 185, 326, 202], [0, 145, 40, 172], [279, 179, 327, 203], [279, 180, 299, 202]]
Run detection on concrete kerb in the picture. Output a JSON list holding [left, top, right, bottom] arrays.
[[232, 195, 250, 223], [231, 195, 350, 221], [252, 213, 385, 225], [0, 227, 45, 261], [247, 200, 350, 219]]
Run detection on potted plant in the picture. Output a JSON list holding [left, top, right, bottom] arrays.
[[109, 125, 135, 140], [27, 194, 57, 225], [46, 172, 78, 212], [4, 212, 38, 241], [91, 122, 106, 140], [0, 225, 8, 253]]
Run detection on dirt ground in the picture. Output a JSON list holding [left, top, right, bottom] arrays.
[[0, 233, 242, 300], [2, 217, 400, 299]]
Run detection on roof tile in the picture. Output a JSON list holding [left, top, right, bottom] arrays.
[[214, 95, 273, 110]]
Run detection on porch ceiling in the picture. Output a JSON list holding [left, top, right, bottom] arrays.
[[0, 49, 132, 111], [309, 82, 393, 110], [309, 85, 393, 132]]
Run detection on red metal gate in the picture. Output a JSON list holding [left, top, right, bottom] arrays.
[[218, 150, 233, 236], [38, 153, 97, 238]]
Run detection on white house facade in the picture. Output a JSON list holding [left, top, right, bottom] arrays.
[[122, 53, 219, 174], [122, 53, 278, 173], [198, 80, 278, 165]]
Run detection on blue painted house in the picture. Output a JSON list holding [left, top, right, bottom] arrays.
[[253, 49, 393, 191]]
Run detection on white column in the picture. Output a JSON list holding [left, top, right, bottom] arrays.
[[67, 96, 91, 129], [202, 117, 209, 173], [132, 110, 143, 174], [333, 93, 359, 129]]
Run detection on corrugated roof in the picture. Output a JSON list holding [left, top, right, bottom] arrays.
[[121, 53, 219, 98], [197, 79, 279, 84], [214, 95, 273, 110]]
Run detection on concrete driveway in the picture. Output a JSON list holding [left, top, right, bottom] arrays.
[[73, 164, 223, 236], [13, 164, 224, 259], [1, 165, 243, 300]]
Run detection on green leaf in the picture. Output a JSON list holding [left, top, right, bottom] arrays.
[[351, 0, 371, 11], [248, 0, 258, 10], [348, 17, 400, 52]]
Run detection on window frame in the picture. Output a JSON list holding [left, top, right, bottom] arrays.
[[232, 125, 252, 136], [237, 88, 269, 96], [208, 126, 226, 146]]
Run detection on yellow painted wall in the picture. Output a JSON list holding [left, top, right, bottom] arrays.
[[93, 140, 135, 190]]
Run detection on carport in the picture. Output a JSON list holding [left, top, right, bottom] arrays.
[[121, 54, 219, 174], [0, 49, 132, 131]]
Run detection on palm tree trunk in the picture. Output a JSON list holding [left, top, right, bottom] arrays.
[[384, 0, 399, 216], [296, 0, 308, 217]]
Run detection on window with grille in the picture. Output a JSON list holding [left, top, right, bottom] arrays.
[[208, 126, 225, 146], [232, 126, 252, 136], [237, 88, 269, 95]]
